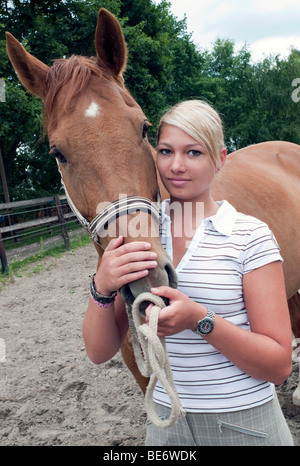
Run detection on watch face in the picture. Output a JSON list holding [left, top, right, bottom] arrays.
[[198, 318, 214, 335]]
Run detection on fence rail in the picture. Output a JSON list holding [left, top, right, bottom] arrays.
[[0, 194, 84, 272]]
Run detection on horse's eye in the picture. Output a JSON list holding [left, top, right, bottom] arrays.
[[142, 122, 149, 139], [50, 147, 67, 164]]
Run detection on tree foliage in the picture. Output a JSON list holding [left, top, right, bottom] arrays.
[[0, 0, 300, 201]]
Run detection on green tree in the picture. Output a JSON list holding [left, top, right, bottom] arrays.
[[249, 50, 300, 144], [121, 0, 203, 129], [202, 39, 300, 151], [0, 0, 123, 200], [2, 0, 300, 201], [201, 39, 255, 151], [1, 0, 203, 200]]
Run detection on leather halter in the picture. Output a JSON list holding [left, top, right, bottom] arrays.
[[59, 170, 161, 249]]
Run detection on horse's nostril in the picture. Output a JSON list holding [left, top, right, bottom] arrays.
[[119, 257, 177, 307], [164, 261, 178, 290], [120, 283, 135, 306]]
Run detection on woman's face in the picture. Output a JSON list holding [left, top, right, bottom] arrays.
[[156, 124, 226, 204]]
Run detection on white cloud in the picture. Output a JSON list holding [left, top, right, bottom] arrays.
[[251, 0, 300, 12], [250, 36, 300, 62], [154, 0, 300, 61]]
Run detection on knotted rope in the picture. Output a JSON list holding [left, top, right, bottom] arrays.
[[126, 292, 185, 428]]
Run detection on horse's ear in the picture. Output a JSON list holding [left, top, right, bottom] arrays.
[[95, 8, 127, 76], [5, 32, 49, 100]]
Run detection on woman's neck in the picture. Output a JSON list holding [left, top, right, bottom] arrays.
[[168, 195, 219, 247], [169, 195, 219, 224]]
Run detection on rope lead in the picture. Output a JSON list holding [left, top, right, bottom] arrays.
[[126, 292, 185, 429]]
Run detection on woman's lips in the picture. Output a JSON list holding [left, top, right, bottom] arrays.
[[168, 178, 190, 187]]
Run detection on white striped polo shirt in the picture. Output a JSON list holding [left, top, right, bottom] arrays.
[[154, 199, 283, 413]]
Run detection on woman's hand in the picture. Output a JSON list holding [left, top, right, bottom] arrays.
[[145, 286, 206, 337], [94, 236, 158, 295]]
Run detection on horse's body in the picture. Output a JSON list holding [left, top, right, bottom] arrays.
[[6, 8, 300, 403], [213, 140, 300, 301]]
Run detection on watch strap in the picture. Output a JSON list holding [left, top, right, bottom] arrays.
[[206, 309, 215, 321]]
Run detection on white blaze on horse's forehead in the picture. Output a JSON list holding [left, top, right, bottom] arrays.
[[85, 101, 101, 118]]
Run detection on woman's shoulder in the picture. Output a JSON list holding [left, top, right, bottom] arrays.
[[230, 205, 282, 265], [223, 201, 271, 234], [214, 200, 271, 238], [235, 210, 270, 230]]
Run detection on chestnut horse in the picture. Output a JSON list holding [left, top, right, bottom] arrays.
[[6, 8, 300, 403]]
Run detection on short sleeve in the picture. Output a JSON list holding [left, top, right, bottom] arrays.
[[241, 223, 283, 275]]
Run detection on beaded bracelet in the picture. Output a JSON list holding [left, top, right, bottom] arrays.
[[91, 295, 114, 308], [89, 273, 117, 307]]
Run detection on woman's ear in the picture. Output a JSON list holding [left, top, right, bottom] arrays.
[[216, 148, 227, 172]]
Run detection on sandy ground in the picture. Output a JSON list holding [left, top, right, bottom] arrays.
[[0, 242, 299, 446]]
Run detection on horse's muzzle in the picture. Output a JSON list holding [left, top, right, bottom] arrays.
[[120, 254, 177, 312]]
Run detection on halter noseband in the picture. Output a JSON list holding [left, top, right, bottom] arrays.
[[60, 173, 161, 249]]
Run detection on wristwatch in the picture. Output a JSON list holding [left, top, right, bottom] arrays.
[[194, 309, 215, 335], [90, 273, 117, 305]]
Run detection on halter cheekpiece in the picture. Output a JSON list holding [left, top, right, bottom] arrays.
[[59, 167, 161, 249]]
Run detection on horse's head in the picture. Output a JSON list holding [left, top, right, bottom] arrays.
[[6, 8, 177, 304]]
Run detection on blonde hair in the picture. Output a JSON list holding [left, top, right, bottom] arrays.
[[157, 100, 225, 166]]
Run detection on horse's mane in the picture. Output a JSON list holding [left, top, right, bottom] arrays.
[[44, 55, 104, 128]]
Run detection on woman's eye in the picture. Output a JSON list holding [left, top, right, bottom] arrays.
[[158, 148, 172, 155], [188, 150, 201, 157], [50, 147, 67, 164]]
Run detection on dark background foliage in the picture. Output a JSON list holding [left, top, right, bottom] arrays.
[[0, 0, 300, 201]]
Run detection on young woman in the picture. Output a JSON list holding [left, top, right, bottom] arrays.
[[82, 100, 294, 446]]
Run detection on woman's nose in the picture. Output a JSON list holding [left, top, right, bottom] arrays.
[[170, 153, 186, 172]]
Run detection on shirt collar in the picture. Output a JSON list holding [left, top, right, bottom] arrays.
[[161, 199, 237, 237], [208, 200, 237, 236]]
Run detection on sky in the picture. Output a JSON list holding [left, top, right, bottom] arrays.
[[153, 0, 300, 62]]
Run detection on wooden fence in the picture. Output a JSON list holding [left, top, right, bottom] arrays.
[[0, 195, 84, 272]]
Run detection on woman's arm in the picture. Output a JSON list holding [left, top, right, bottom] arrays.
[[148, 261, 293, 385], [82, 293, 128, 364], [82, 236, 157, 364]]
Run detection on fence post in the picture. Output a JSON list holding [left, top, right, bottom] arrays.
[[54, 195, 70, 251], [0, 231, 8, 273]]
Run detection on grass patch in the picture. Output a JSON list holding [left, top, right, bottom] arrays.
[[0, 233, 91, 287], [3, 221, 81, 251]]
